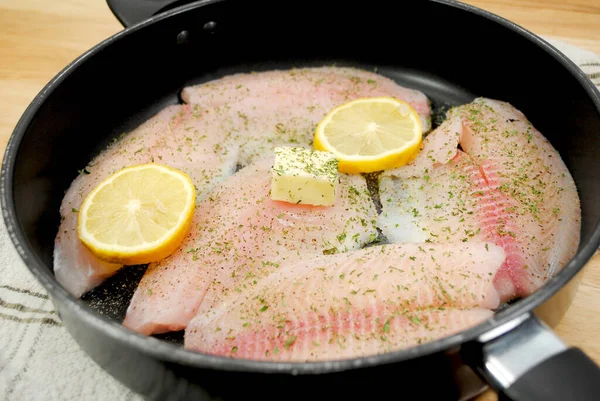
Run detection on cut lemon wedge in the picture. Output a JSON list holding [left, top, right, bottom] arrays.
[[313, 97, 423, 174], [78, 163, 196, 265]]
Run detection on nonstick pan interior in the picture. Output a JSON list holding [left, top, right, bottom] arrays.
[[6, 0, 600, 375]]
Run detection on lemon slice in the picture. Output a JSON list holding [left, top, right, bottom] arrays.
[[313, 97, 423, 174], [78, 163, 196, 265]]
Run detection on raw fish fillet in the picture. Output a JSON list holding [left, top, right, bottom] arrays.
[[54, 105, 239, 297], [123, 157, 379, 335], [54, 66, 432, 298], [184, 241, 504, 361], [181, 66, 432, 165], [378, 98, 581, 302]]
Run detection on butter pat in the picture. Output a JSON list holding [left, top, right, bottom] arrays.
[[270, 146, 339, 206]]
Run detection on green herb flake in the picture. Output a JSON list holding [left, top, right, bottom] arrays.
[[383, 319, 390, 333], [284, 336, 297, 349]]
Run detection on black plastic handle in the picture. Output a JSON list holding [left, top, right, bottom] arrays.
[[499, 347, 600, 401], [106, 0, 198, 27], [464, 314, 600, 401]]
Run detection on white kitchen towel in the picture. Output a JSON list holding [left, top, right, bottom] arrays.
[[0, 37, 599, 401]]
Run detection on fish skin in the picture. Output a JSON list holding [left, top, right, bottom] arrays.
[[53, 104, 238, 297], [184, 241, 504, 361], [378, 97, 581, 302], [122, 158, 379, 335], [181, 66, 432, 165], [54, 67, 432, 298]]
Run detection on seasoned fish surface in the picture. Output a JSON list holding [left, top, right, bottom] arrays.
[[54, 105, 238, 297], [54, 66, 432, 298], [122, 158, 379, 335], [184, 241, 504, 361], [379, 98, 581, 302], [181, 66, 432, 166]]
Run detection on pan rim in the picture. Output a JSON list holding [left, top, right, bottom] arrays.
[[2, 0, 600, 375]]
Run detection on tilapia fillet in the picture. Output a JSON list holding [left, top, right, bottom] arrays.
[[122, 158, 379, 335], [378, 98, 581, 302], [54, 105, 238, 297], [53, 66, 432, 298], [181, 66, 432, 166], [184, 241, 504, 361]]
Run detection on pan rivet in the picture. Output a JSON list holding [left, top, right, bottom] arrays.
[[203, 21, 217, 33], [177, 30, 190, 45]]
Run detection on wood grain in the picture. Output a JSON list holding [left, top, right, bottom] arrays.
[[1, 1, 599, 400], [467, 0, 600, 54]]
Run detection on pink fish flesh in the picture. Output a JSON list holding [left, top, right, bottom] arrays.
[[122, 157, 379, 335], [53, 66, 432, 298], [54, 105, 238, 297], [181, 66, 432, 167], [184, 241, 504, 361], [378, 98, 581, 302]]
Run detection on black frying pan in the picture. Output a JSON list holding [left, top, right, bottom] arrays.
[[3, 0, 600, 400]]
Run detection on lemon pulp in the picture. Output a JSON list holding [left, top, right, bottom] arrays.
[[77, 163, 196, 265], [314, 97, 423, 174]]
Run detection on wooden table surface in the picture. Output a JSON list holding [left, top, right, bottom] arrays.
[[1, 0, 599, 399]]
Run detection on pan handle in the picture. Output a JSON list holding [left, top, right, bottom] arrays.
[[106, 0, 198, 27], [463, 312, 600, 401]]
